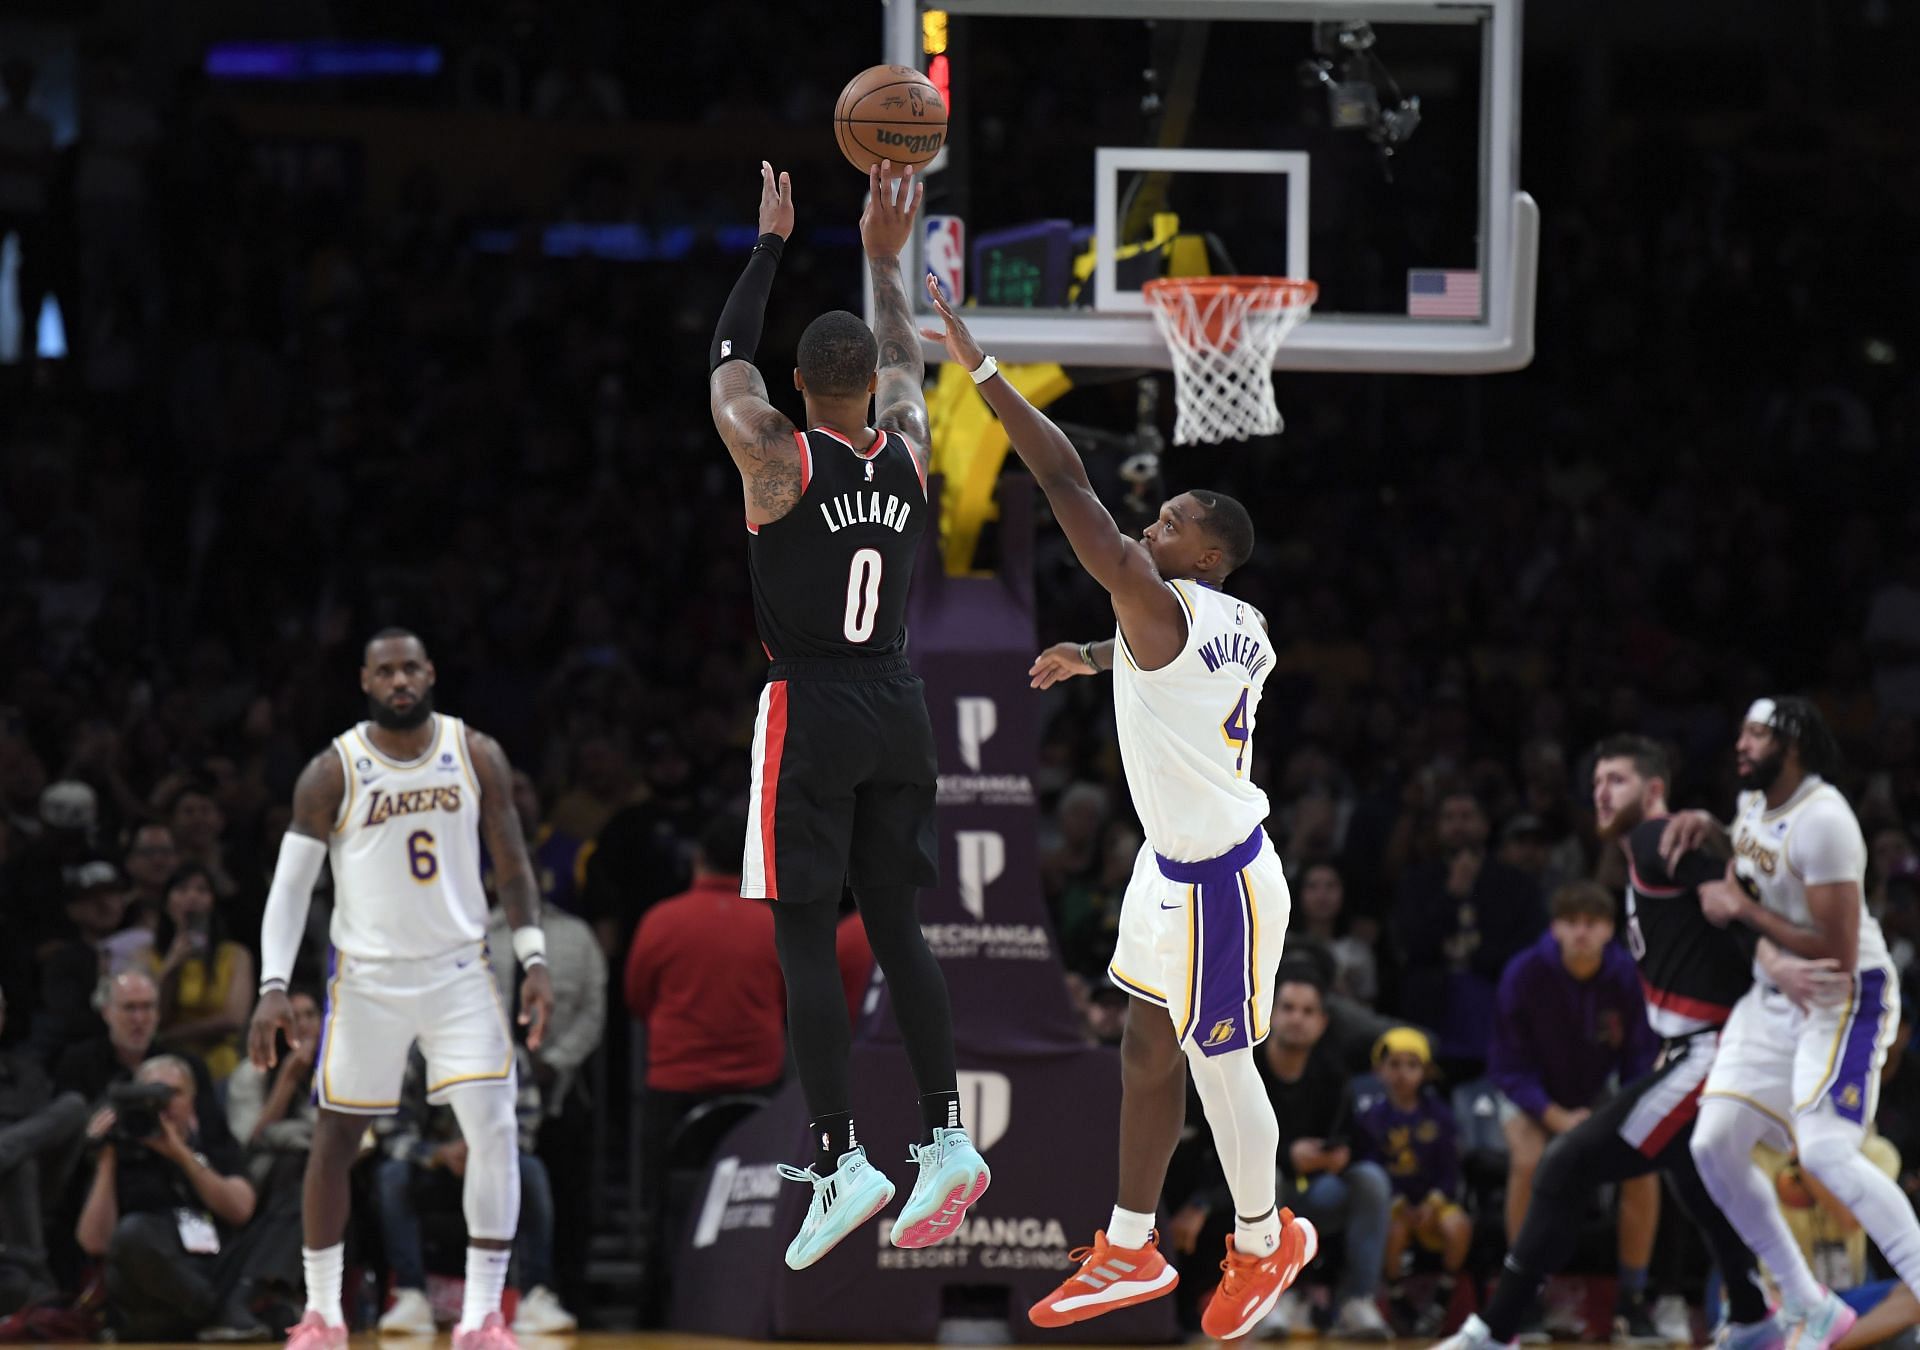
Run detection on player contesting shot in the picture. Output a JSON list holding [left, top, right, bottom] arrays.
[[706, 161, 990, 1271], [248, 630, 554, 1350], [1437, 735, 1777, 1350], [1661, 698, 1920, 1350], [921, 277, 1312, 1340]]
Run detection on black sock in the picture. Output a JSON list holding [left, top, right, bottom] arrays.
[[919, 1090, 962, 1142], [811, 1112, 856, 1172]]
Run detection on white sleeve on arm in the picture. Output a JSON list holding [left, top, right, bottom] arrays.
[[259, 833, 328, 990], [1789, 798, 1868, 887]]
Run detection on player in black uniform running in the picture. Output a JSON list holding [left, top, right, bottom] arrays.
[[707, 160, 988, 1271], [1438, 736, 1780, 1350]]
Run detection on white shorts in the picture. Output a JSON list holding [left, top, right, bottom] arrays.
[[315, 941, 516, 1115], [1108, 827, 1290, 1056], [1701, 963, 1899, 1147]]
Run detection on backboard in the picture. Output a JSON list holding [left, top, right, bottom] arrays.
[[871, 0, 1536, 374]]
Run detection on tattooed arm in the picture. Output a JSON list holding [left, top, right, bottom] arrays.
[[710, 160, 804, 525], [860, 162, 931, 469]]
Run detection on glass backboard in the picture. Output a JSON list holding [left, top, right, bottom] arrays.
[[872, 0, 1537, 373]]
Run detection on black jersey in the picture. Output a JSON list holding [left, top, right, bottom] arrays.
[[747, 425, 928, 660], [1623, 816, 1755, 1039]]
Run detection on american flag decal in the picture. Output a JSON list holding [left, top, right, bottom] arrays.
[[1407, 269, 1483, 318]]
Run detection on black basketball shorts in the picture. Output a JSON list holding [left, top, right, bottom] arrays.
[[740, 656, 939, 902]]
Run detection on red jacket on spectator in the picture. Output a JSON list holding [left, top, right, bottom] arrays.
[[624, 874, 873, 1093]]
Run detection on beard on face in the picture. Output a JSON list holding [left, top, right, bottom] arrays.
[[368, 688, 434, 731], [1596, 793, 1644, 843], [1737, 745, 1785, 792]]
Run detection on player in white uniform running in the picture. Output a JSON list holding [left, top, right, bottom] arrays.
[[922, 279, 1313, 1341], [1663, 697, 1917, 1350], [247, 630, 553, 1350]]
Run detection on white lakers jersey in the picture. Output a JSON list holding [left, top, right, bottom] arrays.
[[327, 714, 489, 960], [1730, 774, 1886, 974], [1112, 579, 1272, 863]]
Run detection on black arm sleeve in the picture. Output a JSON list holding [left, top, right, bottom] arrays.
[[710, 233, 786, 371]]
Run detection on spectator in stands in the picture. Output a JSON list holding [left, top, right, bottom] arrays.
[[75, 1056, 260, 1340], [582, 731, 706, 954], [151, 863, 254, 1080], [55, 972, 236, 1160], [224, 986, 321, 1293], [29, 858, 130, 1065], [1293, 861, 1380, 1003], [1053, 822, 1139, 979], [1488, 880, 1660, 1335], [1039, 781, 1109, 909], [624, 813, 789, 1326], [119, 823, 177, 932], [374, 1045, 574, 1336], [1167, 966, 1393, 1339], [486, 868, 604, 1323], [1395, 788, 1545, 1072], [0, 984, 87, 1313], [1353, 1027, 1469, 1337], [164, 780, 239, 902], [10, 782, 101, 958], [548, 734, 641, 843], [497, 771, 589, 915]]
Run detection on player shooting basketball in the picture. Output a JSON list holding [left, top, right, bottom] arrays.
[[922, 278, 1313, 1340], [706, 162, 990, 1272]]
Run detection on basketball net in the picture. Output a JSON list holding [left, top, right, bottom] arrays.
[[1142, 277, 1318, 446]]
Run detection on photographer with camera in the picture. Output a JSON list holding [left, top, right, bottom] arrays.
[[76, 1057, 261, 1340]]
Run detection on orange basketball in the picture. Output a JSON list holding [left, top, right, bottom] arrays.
[[834, 64, 947, 173]]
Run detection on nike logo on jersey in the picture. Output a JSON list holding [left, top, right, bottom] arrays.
[[819, 491, 912, 534], [1197, 631, 1270, 680]]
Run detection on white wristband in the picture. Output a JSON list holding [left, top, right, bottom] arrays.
[[968, 354, 999, 384], [511, 926, 547, 968]]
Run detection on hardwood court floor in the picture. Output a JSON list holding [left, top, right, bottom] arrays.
[[110, 1338, 1627, 1349]]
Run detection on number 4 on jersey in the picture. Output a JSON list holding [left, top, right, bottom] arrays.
[[1220, 687, 1251, 776]]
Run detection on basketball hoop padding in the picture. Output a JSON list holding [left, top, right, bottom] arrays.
[[1143, 277, 1317, 445]]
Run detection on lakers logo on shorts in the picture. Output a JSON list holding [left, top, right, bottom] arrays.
[[1841, 1083, 1862, 1111], [1202, 1018, 1238, 1048]]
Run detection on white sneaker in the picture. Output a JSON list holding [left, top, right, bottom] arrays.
[[1653, 1295, 1694, 1345], [1436, 1312, 1519, 1350], [510, 1286, 577, 1334], [1334, 1295, 1394, 1341], [778, 1145, 897, 1271], [1262, 1290, 1306, 1337], [378, 1288, 436, 1336]]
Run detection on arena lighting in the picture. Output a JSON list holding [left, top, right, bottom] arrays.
[[205, 41, 443, 80]]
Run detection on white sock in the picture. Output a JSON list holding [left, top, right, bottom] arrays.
[[458, 1246, 512, 1332], [302, 1243, 345, 1327], [1108, 1204, 1155, 1250], [1236, 1207, 1282, 1258]]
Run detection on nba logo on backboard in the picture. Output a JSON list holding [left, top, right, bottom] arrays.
[[926, 215, 964, 306]]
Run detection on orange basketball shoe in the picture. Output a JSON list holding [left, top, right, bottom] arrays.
[[1199, 1210, 1320, 1341], [1027, 1229, 1178, 1328]]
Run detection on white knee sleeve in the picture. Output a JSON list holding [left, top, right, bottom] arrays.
[[449, 1085, 522, 1242], [1691, 1099, 1823, 1308], [1184, 1042, 1279, 1220], [1798, 1115, 1920, 1296]]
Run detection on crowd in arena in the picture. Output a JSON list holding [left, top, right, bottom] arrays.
[[3, 3, 1920, 1342]]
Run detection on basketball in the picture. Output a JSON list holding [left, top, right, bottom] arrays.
[[834, 64, 947, 173]]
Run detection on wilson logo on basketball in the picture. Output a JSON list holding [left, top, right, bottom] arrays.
[[876, 127, 943, 154]]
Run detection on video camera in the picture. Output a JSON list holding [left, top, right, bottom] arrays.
[[107, 1080, 177, 1145]]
